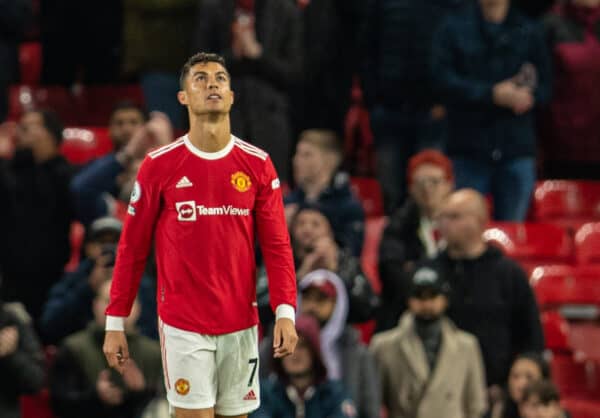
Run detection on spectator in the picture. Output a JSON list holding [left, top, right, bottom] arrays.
[[192, 0, 303, 181], [488, 353, 549, 418], [376, 149, 454, 332], [295, 0, 367, 135], [261, 270, 380, 418], [541, 0, 600, 178], [123, 0, 197, 129], [361, 0, 463, 214], [0, 0, 30, 122], [371, 266, 487, 418], [71, 111, 173, 225], [49, 279, 162, 418], [0, 287, 45, 418], [519, 380, 570, 418], [257, 205, 378, 326], [40, 217, 158, 344], [431, 0, 552, 221], [0, 109, 73, 322], [422, 189, 544, 389], [286, 130, 365, 256], [108, 101, 147, 153], [252, 315, 358, 418]]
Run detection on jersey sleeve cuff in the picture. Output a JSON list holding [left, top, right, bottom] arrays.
[[275, 304, 295, 323], [105, 315, 125, 331]]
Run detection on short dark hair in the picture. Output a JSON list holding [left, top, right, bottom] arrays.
[[522, 380, 560, 404], [33, 109, 64, 145], [513, 352, 551, 380], [110, 100, 148, 122], [179, 52, 228, 89]]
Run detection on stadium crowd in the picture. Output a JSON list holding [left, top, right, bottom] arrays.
[[1, 0, 600, 418]]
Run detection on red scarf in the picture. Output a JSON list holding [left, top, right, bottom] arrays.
[[236, 0, 254, 12]]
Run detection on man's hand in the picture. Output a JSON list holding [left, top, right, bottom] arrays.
[[511, 87, 534, 115], [312, 237, 339, 271], [103, 331, 129, 374], [146, 111, 174, 147], [122, 359, 146, 392], [0, 326, 19, 358], [96, 370, 124, 406], [273, 318, 298, 358], [493, 80, 519, 108]]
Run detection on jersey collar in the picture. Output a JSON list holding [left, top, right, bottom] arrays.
[[183, 134, 235, 160]]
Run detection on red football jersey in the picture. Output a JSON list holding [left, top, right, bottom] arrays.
[[106, 134, 297, 335]]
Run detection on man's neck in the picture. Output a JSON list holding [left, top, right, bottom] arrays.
[[303, 173, 332, 201], [290, 376, 314, 394], [188, 113, 231, 153], [481, 1, 510, 23], [447, 240, 487, 259]]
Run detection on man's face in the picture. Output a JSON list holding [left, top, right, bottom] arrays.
[[437, 198, 482, 248], [281, 338, 313, 375], [178, 62, 234, 116], [293, 141, 329, 186], [301, 287, 336, 325], [17, 112, 51, 150], [409, 164, 453, 216], [408, 293, 447, 320], [509, 358, 543, 403], [85, 231, 121, 260], [292, 210, 332, 250], [109, 108, 145, 150]]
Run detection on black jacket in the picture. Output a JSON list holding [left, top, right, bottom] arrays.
[[376, 200, 429, 332], [361, 0, 464, 108], [0, 305, 45, 418], [285, 172, 365, 257], [421, 246, 544, 386], [192, 0, 302, 181], [0, 152, 73, 320]]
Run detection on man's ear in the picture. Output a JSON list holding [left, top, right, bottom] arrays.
[[177, 91, 188, 106], [230, 90, 235, 105]]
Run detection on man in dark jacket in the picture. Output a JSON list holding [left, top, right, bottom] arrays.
[[0, 288, 45, 418], [70, 110, 172, 225], [252, 315, 357, 418], [49, 279, 162, 418], [431, 0, 552, 221], [422, 189, 544, 389], [192, 0, 302, 181], [377, 149, 454, 333], [0, 0, 30, 122], [0, 109, 73, 322], [361, 0, 464, 214], [286, 130, 365, 256]]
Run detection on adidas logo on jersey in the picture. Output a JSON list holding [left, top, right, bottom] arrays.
[[243, 390, 257, 401], [176, 176, 193, 188]]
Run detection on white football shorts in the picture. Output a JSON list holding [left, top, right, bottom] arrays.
[[158, 318, 260, 415]]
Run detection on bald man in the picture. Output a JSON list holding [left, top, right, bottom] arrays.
[[417, 189, 543, 392]]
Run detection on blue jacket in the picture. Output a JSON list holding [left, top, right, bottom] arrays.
[[285, 172, 365, 257], [251, 378, 357, 418], [431, 3, 552, 161], [70, 154, 124, 225], [40, 259, 158, 344]]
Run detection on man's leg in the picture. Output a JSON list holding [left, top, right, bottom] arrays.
[[491, 157, 536, 221], [174, 407, 215, 418]]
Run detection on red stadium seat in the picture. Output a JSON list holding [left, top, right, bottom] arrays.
[[484, 222, 575, 267], [575, 223, 600, 265], [77, 85, 145, 125], [562, 398, 600, 418], [350, 177, 384, 218], [8, 85, 80, 124], [64, 222, 85, 272], [530, 265, 600, 313], [19, 42, 42, 85], [360, 216, 386, 293], [532, 180, 600, 228], [60, 126, 113, 165], [570, 322, 600, 362], [541, 311, 571, 352], [20, 389, 54, 418]]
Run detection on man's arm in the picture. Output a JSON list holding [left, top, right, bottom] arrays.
[[104, 155, 162, 371], [430, 19, 496, 108], [255, 157, 298, 357], [511, 265, 545, 354]]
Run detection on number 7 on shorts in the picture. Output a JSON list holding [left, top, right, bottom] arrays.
[[248, 358, 258, 387]]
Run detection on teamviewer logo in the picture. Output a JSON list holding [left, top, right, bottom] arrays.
[[176, 201, 197, 221]]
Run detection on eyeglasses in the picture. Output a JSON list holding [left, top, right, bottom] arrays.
[[412, 176, 447, 188]]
